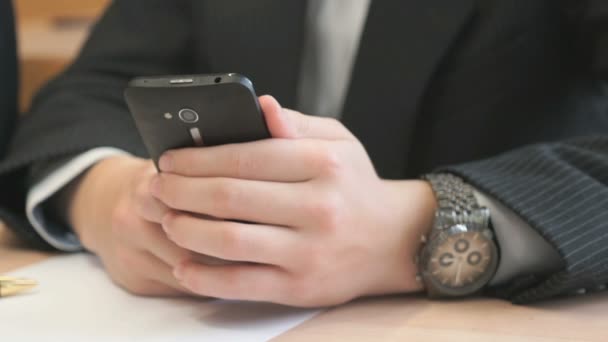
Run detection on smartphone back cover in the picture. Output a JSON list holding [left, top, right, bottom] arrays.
[[125, 81, 270, 166]]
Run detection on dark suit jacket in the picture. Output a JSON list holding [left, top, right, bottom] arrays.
[[0, 0, 17, 156], [1, 0, 607, 303]]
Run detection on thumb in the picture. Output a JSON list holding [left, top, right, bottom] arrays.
[[259, 95, 353, 140], [259, 95, 296, 138]]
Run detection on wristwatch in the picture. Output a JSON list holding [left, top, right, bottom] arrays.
[[417, 174, 499, 298]]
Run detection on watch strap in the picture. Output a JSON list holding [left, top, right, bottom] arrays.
[[423, 173, 481, 214]]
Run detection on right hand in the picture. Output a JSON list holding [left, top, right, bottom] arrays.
[[67, 156, 192, 296]]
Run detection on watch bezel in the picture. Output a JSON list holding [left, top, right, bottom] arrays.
[[420, 209, 499, 297]]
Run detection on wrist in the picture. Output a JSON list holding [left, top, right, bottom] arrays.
[[67, 156, 147, 251], [374, 180, 437, 295]]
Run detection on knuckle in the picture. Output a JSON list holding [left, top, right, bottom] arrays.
[[315, 148, 343, 177], [110, 204, 133, 236], [307, 192, 343, 232]]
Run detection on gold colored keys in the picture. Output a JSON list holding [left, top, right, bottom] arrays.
[[0, 276, 38, 297]]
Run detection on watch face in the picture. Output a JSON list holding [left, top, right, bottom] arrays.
[[424, 226, 498, 296]]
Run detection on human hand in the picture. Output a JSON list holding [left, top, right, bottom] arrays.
[[151, 95, 437, 307], [68, 156, 193, 296]]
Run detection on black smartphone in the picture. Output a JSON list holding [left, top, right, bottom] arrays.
[[124, 73, 270, 168]]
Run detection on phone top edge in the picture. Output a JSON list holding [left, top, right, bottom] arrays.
[[127, 73, 254, 90]]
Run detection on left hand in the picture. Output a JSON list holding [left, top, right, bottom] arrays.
[[150, 95, 437, 307]]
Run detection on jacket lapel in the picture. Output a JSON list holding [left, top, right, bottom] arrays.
[[341, 0, 475, 178], [0, 0, 18, 156]]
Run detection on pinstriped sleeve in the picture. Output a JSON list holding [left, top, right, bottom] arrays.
[[440, 135, 608, 303]]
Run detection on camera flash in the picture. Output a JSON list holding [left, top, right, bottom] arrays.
[[189, 127, 204, 147], [164, 113, 173, 119]]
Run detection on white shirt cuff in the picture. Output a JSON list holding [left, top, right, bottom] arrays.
[[474, 190, 563, 286], [26, 147, 131, 251]]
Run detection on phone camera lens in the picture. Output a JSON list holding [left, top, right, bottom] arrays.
[[178, 108, 199, 123]]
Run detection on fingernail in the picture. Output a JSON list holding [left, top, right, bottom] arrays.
[[149, 175, 161, 196], [159, 153, 173, 172]]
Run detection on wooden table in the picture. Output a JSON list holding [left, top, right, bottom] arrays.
[[15, 0, 110, 112], [1, 224, 606, 341]]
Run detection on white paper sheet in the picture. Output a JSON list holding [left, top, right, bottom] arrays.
[[0, 255, 319, 341]]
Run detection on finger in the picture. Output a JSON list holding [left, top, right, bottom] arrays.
[[121, 216, 192, 267], [136, 251, 190, 293], [134, 190, 170, 223], [121, 278, 185, 298], [107, 252, 186, 297], [133, 162, 170, 223], [174, 261, 289, 303], [158, 138, 331, 181], [260, 95, 354, 140], [162, 212, 298, 265], [152, 174, 310, 226]]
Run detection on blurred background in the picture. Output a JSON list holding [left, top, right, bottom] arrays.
[[15, 0, 109, 112]]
